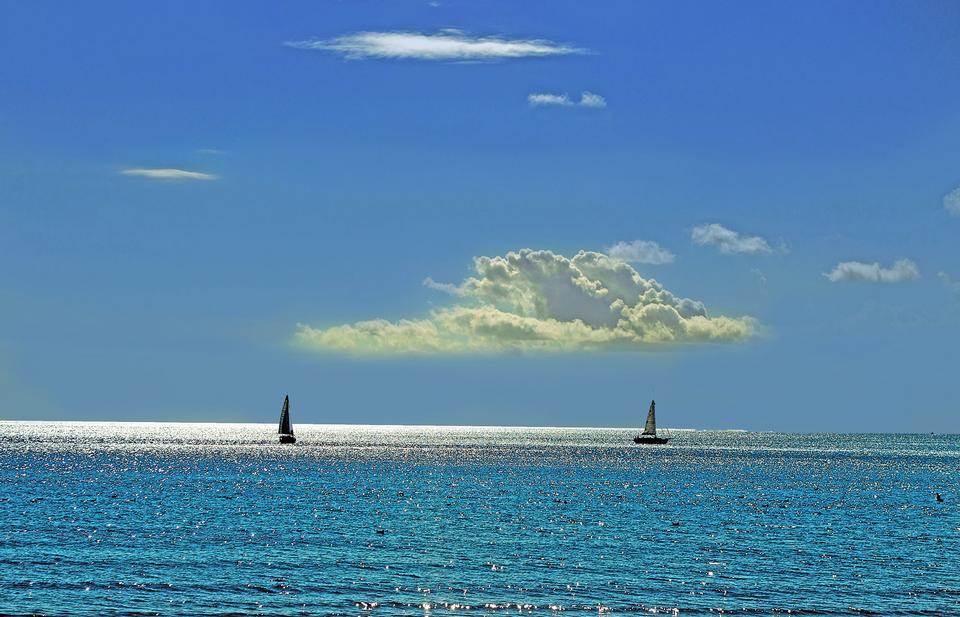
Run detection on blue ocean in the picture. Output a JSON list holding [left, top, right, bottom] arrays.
[[1, 422, 958, 616]]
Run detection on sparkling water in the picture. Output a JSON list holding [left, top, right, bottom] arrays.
[[1, 422, 958, 615]]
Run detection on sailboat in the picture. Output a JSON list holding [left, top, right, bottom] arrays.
[[278, 395, 296, 444], [633, 399, 669, 445]]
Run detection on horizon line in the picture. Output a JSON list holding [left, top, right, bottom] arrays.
[[0, 419, 953, 435]]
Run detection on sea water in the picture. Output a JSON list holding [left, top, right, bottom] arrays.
[[1, 422, 958, 616]]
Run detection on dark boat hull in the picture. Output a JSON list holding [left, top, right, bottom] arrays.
[[279, 434, 296, 444], [633, 436, 669, 445]]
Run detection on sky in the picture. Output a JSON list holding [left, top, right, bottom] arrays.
[[1, 1, 959, 431]]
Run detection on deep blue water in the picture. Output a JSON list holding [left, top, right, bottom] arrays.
[[1, 422, 959, 616]]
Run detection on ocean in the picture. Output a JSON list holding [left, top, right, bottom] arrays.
[[1, 422, 958, 616]]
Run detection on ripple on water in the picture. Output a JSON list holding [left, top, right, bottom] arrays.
[[0, 422, 958, 616]]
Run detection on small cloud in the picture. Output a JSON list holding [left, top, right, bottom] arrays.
[[528, 91, 606, 108], [824, 259, 920, 283], [944, 186, 960, 216], [579, 91, 607, 108], [691, 223, 774, 255], [121, 168, 217, 181], [296, 249, 756, 355], [605, 240, 674, 265], [423, 276, 464, 296], [287, 31, 584, 61], [528, 93, 574, 107], [197, 148, 225, 155]]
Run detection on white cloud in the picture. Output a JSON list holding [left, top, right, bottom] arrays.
[[824, 259, 920, 283], [121, 168, 217, 181], [528, 93, 574, 107], [423, 276, 464, 296], [605, 240, 675, 265], [287, 31, 584, 61], [579, 91, 607, 108], [296, 249, 756, 355], [528, 91, 606, 108], [691, 223, 773, 255], [944, 186, 960, 216]]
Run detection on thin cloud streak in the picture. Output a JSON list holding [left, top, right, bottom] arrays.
[[287, 31, 585, 61], [528, 93, 574, 107], [121, 168, 217, 181], [528, 91, 606, 108], [692, 223, 774, 255], [423, 277, 464, 296], [824, 259, 920, 283], [605, 240, 674, 265]]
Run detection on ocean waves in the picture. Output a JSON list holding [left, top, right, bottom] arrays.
[[0, 423, 958, 616]]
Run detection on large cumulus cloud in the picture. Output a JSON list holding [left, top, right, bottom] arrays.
[[296, 249, 756, 354]]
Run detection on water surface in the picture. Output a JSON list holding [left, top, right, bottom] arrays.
[[1, 422, 958, 615]]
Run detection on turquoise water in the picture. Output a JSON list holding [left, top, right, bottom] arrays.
[[1, 422, 959, 616]]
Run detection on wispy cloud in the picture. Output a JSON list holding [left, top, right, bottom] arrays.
[[423, 276, 464, 296], [528, 93, 574, 107], [691, 223, 774, 255], [579, 91, 607, 108], [605, 240, 674, 265], [296, 249, 755, 355], [121, 168, 217, 181], [751, 268, 768, 286], [528, 91, 606, 108], [824, 259, 920, 283], [944, 186, 960, 217], [938, 271, 960, 295], [286, 30, 584, 61]]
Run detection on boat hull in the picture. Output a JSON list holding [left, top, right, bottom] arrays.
[[279, 434, 296, 444], [633, 436, 669, 445]]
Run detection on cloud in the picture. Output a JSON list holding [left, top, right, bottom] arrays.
[[296, 249, 756, 355], [528, 91, 606, 108], [423, 276, 464, 296], [121, 168, 217, 181], [691, 223, 773, 255], [605, 240, 675, 265], [938, 271, 960, 294], [287, 31, 584, 61], [824, 259, 920, 283], [528, 93, 574, 107], [579, 91, 607, 108], [944, 186, 960, 216]]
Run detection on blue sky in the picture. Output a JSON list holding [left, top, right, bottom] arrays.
[[1, 1, 959, 431]]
